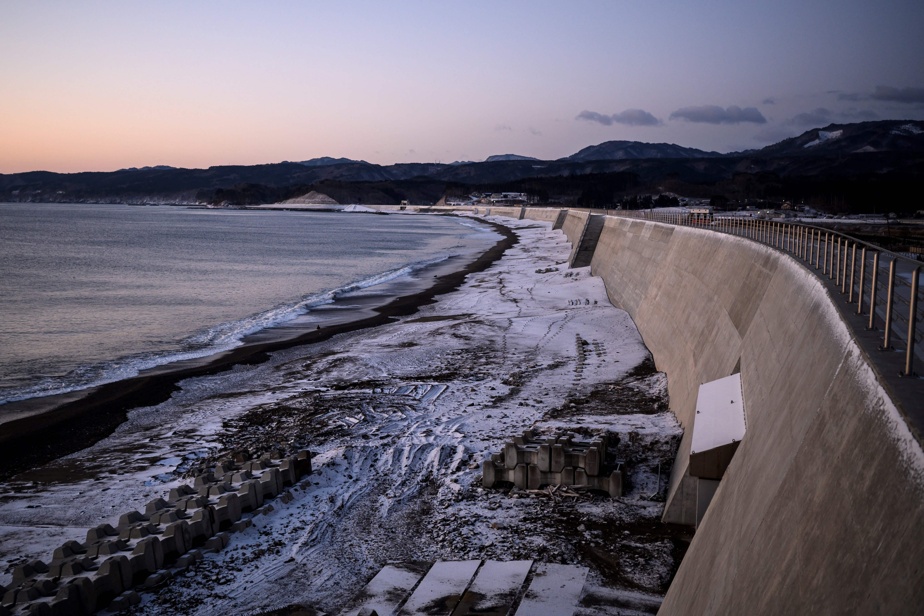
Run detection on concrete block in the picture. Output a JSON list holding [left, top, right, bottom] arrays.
[[260, 468, 283, 498], [129, 536, 163, 579], [48, 559, 85, 578], [550, 444, 565, 472], [278, 458, 298, 486], [92, 560, 126, 606], [119, 522, 157, 541], [513, 464, 528, 489], [168, 484, 196, 502], [231, 519, 252, 533], [85, 524, 118, 544], [244, 459, 270, 472], [117, 511, 147, 530], [161, 521, 192, 561], [12, 560, 48, 584], [527, 464, 541, 489], [280, 492, 294, 504], [608, 470, 623, 497], [295, 449, 312, 477], [231, 470, 253, 483], [482, 460, 496, 488], [108, 589, 141, 612], [504, 442, 519, 470], [27, 579, 57, 597], [193, 472, 215, 488], [150, 510, 183, 525], [214, 493, 242, 528], [100, 555, 131, 596], [215, 460, 236, 474], [537, 444, 551, 472], [24, 600, 52, 616], [585, 447, 601, 476], [145, 497, 170, 514], [203, 484, 229, 498], [561, 467, 575, 486], [204, 532, 230, 552], [49, 583, 80, 616], [174, 495, 209, 512], [187, 509, 214, 543], [62, 577, 95, 616], [51, 541, 86, 561], [574, 467, 588, 486], [85, 539, 128, 559], [236, 480, 261, 512], [3, 586, 40, 607]]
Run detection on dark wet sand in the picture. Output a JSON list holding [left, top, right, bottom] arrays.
[[0, 218, 517, 481]]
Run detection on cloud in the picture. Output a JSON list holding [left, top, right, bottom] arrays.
[[528, 126, 542, 136], [790, 107, 834, 126], [836, 91, 865, 102], [576, 108, 661, 127], [870, 86, 924, 104], [494, 124, 513, 132], [842, 108, 879, 121], [576, 110, 614, 126], [762, 97, 776, 105], [669, 105, 767, 124], [786, 106, 879, 127]]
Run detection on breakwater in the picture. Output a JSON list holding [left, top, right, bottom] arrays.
[[481, 206, 924, 615]]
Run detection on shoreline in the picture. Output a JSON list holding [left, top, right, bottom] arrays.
[[0, 217, 517, 482]]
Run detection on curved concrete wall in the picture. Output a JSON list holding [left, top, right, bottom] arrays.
[[511, 209, 924, 614], [588, 215, 924, 613]]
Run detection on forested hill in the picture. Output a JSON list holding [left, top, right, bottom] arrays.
[[2, 120, 922, 214]]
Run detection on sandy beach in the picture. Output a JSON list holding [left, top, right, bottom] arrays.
[[0, 215, 684, 615]]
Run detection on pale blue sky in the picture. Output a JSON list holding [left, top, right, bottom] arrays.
[[1, 1, 922, 172]]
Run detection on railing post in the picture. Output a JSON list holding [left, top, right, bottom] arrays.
[[882, 258, 896, 350], [842, 241, 851, 294], [869, 252, 879, 330], [857, 247, 867, 314], [848, 243, 857, 301], [905, 266, 920, 376], [822, 233, 828, 274], [834, 238, 841, 286]]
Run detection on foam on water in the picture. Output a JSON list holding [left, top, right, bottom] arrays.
[[0, 204, 498, 406]]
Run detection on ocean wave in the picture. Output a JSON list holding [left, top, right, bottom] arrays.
[[0, 255, 451, 406]]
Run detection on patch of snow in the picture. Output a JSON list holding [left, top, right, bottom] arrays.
[[892, 123, 923, 136], [803, 129, 843, 148]]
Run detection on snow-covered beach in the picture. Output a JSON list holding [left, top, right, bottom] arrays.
[[0, 215, 683, 615]]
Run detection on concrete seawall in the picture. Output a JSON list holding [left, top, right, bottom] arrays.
[[515, 208, 924, 614]]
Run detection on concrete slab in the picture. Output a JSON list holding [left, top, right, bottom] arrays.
[[513, 563, 587, 616], [451, 560, 532, 616], [342, 563, 428, 616], [398, 560, 480, 616]]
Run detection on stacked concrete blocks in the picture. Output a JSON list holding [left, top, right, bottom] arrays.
[[1, 449, 312, 615], [482, 431, 624, 497]]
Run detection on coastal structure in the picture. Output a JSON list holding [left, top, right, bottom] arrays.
[[474, 205, 924, 614]]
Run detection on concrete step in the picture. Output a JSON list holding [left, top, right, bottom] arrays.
[[453, 559, 532, 616], [398, 560, 481, 616], [342, 560, 588, 616], [513, 563, 588, 616]]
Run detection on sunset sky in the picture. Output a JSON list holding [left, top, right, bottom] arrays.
[[2, 1, 922, 173]]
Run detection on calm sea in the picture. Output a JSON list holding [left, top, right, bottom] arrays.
[[0, 203, 499, 405]]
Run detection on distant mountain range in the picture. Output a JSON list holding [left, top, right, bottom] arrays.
[[2, 120, 923, 213]]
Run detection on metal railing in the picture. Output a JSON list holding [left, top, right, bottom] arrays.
[[614, 210, 924, 378]]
